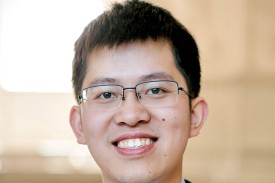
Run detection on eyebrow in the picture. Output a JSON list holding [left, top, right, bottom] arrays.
[[139, 72, 174, 82], [88, 72, 174, 86], [89, 77, 120, 86]]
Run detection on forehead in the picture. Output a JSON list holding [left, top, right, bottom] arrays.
[[83, 40, 185, 88]]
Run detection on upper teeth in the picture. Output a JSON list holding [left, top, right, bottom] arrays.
[[117, 138, 153, 149]]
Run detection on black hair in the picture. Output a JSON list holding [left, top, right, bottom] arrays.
[[72, 0, 201, 104]]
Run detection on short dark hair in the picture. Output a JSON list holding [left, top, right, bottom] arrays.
[[72, 0, 201, 104]]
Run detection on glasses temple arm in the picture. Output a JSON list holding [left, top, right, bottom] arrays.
[[178, 87, 194, 99]]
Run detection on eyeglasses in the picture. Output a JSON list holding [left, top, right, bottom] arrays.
[[78, 80, 192, 111]]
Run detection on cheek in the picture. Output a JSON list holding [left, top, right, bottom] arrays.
[[151, 107, 191, 162], [155, 106, 191, 142], [154, 106, 191, 129], [81, 111, 112, 139], [165, 116, 190, 137]]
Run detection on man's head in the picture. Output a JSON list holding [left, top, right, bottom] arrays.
[[72, 0, 201, 104], [70, 1, 208, 183]]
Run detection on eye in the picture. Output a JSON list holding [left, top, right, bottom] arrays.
[[97, 92, 117, 100], [146, 87, 165, 95], [101, 92, 112, 99]]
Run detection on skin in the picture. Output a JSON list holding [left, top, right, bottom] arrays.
[[70, 40, 208, 183]]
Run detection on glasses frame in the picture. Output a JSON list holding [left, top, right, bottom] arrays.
[[78, 80, 193, 106]]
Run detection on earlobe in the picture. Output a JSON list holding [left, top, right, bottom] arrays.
[[69, 106, 86, 144], [189, 97, 208, 138]]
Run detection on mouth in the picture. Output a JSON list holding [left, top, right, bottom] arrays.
[[112, 138, 158, 149]]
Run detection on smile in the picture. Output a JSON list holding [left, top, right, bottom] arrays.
[[117, 138, 155, 149], [112, 133, 158, 156]]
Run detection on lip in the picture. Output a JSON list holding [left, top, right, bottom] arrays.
[[111, 132, 158, 156]]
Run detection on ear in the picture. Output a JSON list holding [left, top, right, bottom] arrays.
[[69, 106, 86, 144], [189, 97, 208, 138]]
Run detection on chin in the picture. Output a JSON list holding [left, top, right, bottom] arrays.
[[104, 169, 162, 183]]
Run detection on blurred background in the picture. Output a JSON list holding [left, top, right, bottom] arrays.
[[0, 0, 274, 182]]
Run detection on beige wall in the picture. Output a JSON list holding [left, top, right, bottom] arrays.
[[0, 0, 275, 183]]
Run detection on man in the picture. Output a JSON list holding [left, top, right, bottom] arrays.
[[69, 1, 208, 183]]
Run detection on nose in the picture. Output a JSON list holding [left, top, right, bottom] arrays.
[[113, 90, 151, 127]]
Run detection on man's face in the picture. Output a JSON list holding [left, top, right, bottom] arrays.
[[70, 40, 207, 183]]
